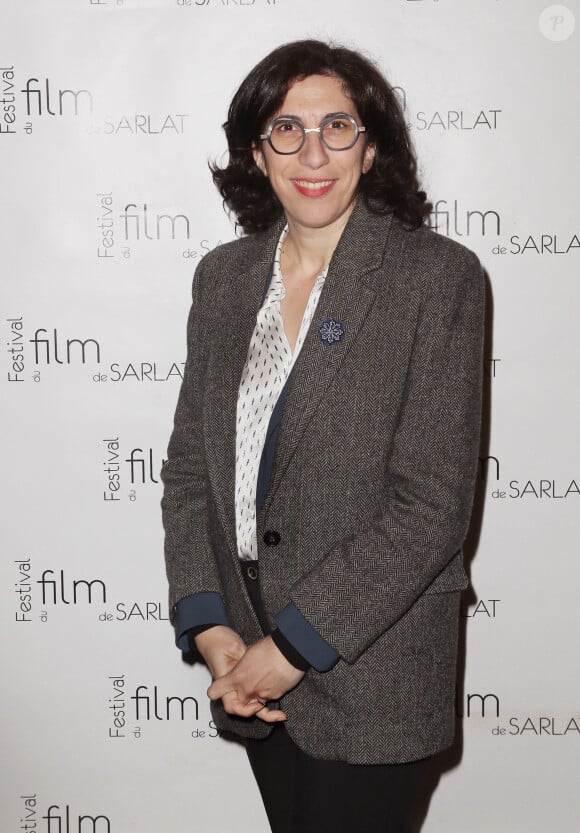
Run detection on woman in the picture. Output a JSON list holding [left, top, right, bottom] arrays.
[[161, 39, 485, 833]]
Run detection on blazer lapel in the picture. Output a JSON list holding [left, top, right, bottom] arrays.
[[203, 219, 284, 560], [258, 202, 396, 522]]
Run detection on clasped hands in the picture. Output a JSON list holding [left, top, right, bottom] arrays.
[[196, 625, 306, 723]]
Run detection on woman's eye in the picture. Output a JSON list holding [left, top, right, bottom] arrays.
[[327, 119, 349, 131], [274, 121, 300, 133]]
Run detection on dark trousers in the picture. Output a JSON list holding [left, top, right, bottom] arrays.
[[239, 559, 432, 833]]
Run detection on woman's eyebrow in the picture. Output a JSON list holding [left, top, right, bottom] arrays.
[[273, 111, 354, 122]]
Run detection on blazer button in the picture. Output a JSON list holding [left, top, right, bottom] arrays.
[[263, 529, 281, 546]]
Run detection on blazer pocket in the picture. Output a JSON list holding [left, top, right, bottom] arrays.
[[422, 549, 469, 594]]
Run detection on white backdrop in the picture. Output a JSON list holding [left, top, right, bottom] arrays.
[[2, 1, 579, 831]]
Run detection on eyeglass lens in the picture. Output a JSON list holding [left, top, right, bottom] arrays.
[[269, 116, 358, 153]]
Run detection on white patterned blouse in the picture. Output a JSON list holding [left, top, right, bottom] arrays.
[[235, 224, 329, 561]]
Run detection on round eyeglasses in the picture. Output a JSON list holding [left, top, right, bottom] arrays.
[[259, 112, 366, 155]]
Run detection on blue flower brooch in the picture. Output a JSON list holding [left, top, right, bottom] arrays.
[[317, 316, 346, 346]]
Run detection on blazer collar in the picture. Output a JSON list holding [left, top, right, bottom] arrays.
[[236, 198, 396, 292], [326, 198, 395, 289]]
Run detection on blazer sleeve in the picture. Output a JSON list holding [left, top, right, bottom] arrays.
[[279, 249, 486, 665], [160, 255, 231, 656]]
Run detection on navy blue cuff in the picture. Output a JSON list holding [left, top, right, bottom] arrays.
[[270, 628, 311, 672], [274, 603, 340, 672], [187, 624, 222, 652], [174, 592, 230, 651]]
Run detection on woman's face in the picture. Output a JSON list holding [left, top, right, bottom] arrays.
[[252, 74, 375, 235]]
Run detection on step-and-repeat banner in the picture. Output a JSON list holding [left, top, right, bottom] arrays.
[[2, 2, 578, 831]]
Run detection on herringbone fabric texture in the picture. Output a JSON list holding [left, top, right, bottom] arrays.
[[160, 200, 486, 764]]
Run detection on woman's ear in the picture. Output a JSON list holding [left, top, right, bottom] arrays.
[[252, 143, 268, 177], [362, 141, 376, 174]]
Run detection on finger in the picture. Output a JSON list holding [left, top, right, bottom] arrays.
[[222, 692, 241, 714], [222, 691, 286, 720], [221, 691, 267, 718], [207, 677, 236, 700], [255, 706, 287, 723]]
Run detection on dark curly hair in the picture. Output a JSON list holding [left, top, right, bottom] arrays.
[[210, 39, 431, 235]]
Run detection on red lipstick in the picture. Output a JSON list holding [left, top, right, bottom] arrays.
[[291, 178, 336, 198]]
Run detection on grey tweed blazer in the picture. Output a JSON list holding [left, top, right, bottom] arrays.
[[161, 198, 485, 764]]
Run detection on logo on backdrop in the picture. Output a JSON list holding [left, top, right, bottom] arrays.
[[3, 317, 184, 384], [461, 598, 501, 619], [29, 327, 101, 366], [502, 230, 579, 255], [13, 558, 168, 627], [88, 115, 188, 137], [37, 568, 107, 606], [1, 67, 16, 134], [0, 70, 93, 135], [430, 199, 501, 238], [101, 437, 166, 502], [21, 76, 93, 117], [4, 320, 102, 382], [458, 689, 580, 738], [107, 197, 222, 260], [429, 200, 579, 255], [457, 690, 501, 721], [392, 86, 502, 133], [94, 361, 185, 383], [479, 455, 579, 500], [0, 67, 188, 137], [96, 193, 224, 260], [106, 674, 218, 741], [18, 795, 112, 832]]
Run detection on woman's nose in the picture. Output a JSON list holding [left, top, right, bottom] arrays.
[[297, 130, 329, 168]]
